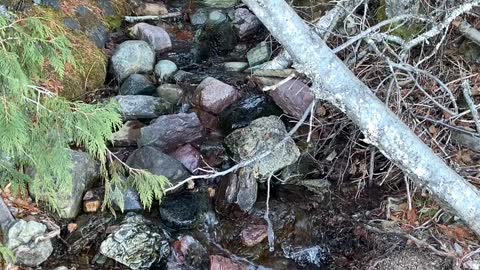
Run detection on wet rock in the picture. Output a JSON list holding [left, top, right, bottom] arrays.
[[135, 2, 168, 16], [126, 146, 190, 185], [116, 95, 171, 120], [112, 40, 155, 82], [194, 77, 240, 114], [225, 116, 300, 178], [171, 144, 202, 173], [157, 84, 184, 105], [131, 23, 172, 52], [233, 8, 261, 39], [200, 139, 227, 167], [241, 224, 268, 247], [112, 120, 145, 147], [194, 20, 237, 59], [155, 60, 178, 82], [208, 10, 227, 25], [224, 62, 249, 72], [100, 213, 170, 270], [209, 255, 247, 270], [191, 9, 208, 27], [269, 80, 314, 119], [6, 220, 53, 267], [30, 150, 100, 219], [159, 192, 208, 229], [282, 245, 330, 268], [220, 95, 282, 133], [119, 74, 154, 95], [247, 41, 271, 67], [138, 112, 202, 151], [225, 167, 258, 211], [167, 235, 209, 269], [66, 213, 114, 253]]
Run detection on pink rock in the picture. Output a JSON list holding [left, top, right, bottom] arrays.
[[233, 8, 261, 39], [269, 80, 314, 119], [131, 23, 172, 52], [241, 224, 268, 247], [210, 255, 248, 270], [170, 144, 202, 173], [195, 77, 240, 114], [168, 235, 208, 268]]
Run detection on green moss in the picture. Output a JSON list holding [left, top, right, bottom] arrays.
[[375, 0, 423, 41], [105, 15, 123, 31], [27, 6, 107, 101]]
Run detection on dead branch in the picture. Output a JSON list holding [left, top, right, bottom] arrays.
[[124, 12, 182, 23], [458, 20, 480, 46], [243, 0, 480, 237], [461, 80, 480, 135], [402, 0, 480, 53]]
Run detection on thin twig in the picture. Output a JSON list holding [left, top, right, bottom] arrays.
[[461, 79, 480, 135], [264, 174, 275, 252]]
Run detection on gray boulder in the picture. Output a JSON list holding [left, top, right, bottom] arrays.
[[116, 95, 171, 120], [126, 146, 190, 186], [247, 41, 271, 67], [233, 8, 261, 39], [225, 116, 300, 178], [155, 60, 178, 82], [119, 74, 154, 95], [131, 23, 172, 52], [30, 150, 100, 219], [6, 220, 53, 267], [100, 213, 170, 270], [112, 40, 155, 82], [138, 113, 202, 152]]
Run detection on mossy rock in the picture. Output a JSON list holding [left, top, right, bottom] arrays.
[[26, 5, 110, 100]]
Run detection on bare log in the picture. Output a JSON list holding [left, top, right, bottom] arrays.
[[124, 12, 182, 23], [256, 0, 363, 70], [243, 0, 480, 236]]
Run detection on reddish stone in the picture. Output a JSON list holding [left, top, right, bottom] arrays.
[[192, 108, 220, 131], [168, 235, 209, 269], [241, 224, 268, 247], [195, 77, 240, 114], [269, 80, 314, 119], [131, 23, 172, 52], [233, 8, 261, 39], [210, 255, 248, 270], [170, 144, 202, 173]]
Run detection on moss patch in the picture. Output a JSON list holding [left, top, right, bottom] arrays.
[[376, 0, 423, 41], [26, 5, 107, 100]]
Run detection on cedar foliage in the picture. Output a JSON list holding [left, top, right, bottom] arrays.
[[0, 12, 169, 215]]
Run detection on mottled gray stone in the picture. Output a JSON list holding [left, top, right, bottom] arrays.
[[156, 84, 184, 104], [112, 40, 155, 82], [119, 74, 154, 95], [100, 213, 170, 270], [88, 24, 109, 48], [225, 167, 258, 211], [29, 150, 100, 219], [225, 116, 300, 177], [191, 9, 208, 27], [115, 95, 171, 120], [131, 23, 172, 52], [155, 60, 178, 82], [6, 220, 53, 267], [247, 41, 271, 67], [224, 62, 248, 72]]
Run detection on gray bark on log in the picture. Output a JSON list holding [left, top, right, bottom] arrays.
[[243, 0, 480, 236]]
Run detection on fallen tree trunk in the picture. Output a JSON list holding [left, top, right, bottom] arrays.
[[243, 0, 480, 236]]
